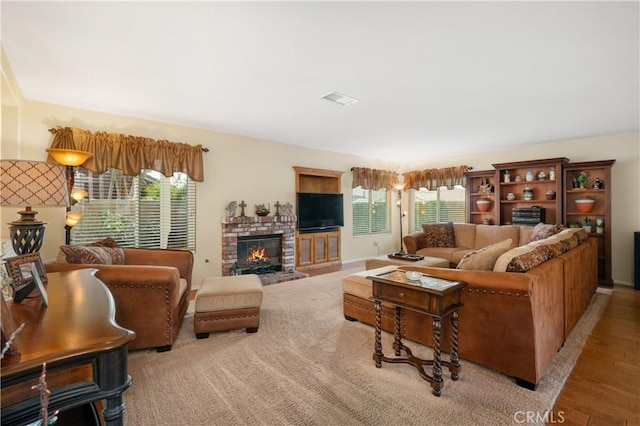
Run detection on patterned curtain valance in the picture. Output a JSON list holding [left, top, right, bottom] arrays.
[[403, 165, 469, 191], [47, 127, 205, 182], [351, 167, 399, 190]]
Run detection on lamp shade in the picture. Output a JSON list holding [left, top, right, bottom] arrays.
[[70, 188, 88, 203], [1, 160, 69, 254], [1, 160, 68, 208], [46, 148, 92, 167], [65, 211, 82, 227]]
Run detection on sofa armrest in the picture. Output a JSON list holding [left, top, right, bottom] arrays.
[[403, 230, 427, 254]]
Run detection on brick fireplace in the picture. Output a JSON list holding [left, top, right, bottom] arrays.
[[221, 215, 296, 277]]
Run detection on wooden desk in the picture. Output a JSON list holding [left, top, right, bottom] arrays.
[[368, 269, 466, 396], [1, 269, 135, 426]]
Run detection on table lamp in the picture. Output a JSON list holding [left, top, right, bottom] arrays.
[[1, 160, 69, 254]]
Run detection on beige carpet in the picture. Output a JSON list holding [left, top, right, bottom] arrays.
[[124, 268, 609, 426]]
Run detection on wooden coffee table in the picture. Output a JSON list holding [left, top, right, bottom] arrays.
[[365, 254, 449, 270], [367, 269, 466, 396]]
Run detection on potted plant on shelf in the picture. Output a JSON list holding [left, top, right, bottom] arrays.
[[582, 217, 592, 233]]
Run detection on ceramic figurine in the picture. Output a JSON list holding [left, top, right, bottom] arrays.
[[226, 201, 237, 217], [592, 177, 603, 189]]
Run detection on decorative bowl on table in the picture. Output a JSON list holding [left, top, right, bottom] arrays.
[[405, 271, 422, 281], [575, 197, 595, 213]]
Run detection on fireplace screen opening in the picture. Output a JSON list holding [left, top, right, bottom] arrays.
[[236, 234, 283, 275]]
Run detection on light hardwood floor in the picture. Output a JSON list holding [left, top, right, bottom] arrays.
[[550, 284, 639, 426], [308, 262, 640, 425]]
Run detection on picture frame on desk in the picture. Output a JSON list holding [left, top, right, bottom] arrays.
[[4, 253, 48, 303], [30, 265, 48, 306], [1, 294, 18, 353]]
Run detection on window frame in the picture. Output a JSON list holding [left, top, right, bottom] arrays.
[[409, 185, 467, 232], [68, 167, 196, 250], [352, 186, 391, 236]]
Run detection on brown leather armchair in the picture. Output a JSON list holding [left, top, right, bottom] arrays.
[[46, 248, 193, 352]]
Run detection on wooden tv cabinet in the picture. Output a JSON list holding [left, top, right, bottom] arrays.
[[293, 166, 343, 270]]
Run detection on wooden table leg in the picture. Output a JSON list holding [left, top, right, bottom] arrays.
[[393, 306, 402, 356], [450, 310, 461, 380], [373, 300, 383, 368], [431, 316, 443, 396]]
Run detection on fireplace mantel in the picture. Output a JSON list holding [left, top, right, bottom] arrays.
[[221, 215, 296, 276]]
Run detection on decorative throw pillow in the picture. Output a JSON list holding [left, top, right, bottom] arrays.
[[530, 238, 565, 258], [545, 230, 579, 253], [59, 245, 125, 265], [573, 228, 589, 245], [504, 245, 552, 273], [86, 237, 120, 248], [422, 222, 455, 248], [494, 243, 550, 272], [527, 222, 563, 243], [457, 238, 512, 271]]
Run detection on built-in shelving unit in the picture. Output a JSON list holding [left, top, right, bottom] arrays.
[[492, 158, 569, 225], [465, 169, 499, 225], [563, 160, 615, 287]]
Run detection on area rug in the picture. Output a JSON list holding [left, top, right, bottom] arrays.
[[124, 268, 609, 426]]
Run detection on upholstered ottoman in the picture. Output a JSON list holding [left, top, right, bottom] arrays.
[[194, 274, 264, 338]]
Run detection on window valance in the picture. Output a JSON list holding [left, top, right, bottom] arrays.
[[351, 167, 399, 190], [403, 165, 469, 191], [47, 127, 205, 182]]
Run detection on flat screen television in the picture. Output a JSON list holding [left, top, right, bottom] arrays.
[[297, 192, 344, 232]]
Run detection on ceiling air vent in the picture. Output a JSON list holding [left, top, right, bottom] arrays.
[[322, 91, 359, 106]]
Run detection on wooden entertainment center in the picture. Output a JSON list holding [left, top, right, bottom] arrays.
[[293, 166, 343, 270]]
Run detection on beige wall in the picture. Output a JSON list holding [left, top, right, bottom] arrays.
[[3, 97, 402, 288], [2, 53, 639, 286]]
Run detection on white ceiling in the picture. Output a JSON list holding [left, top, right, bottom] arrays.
[[2, 1, 639, 162]]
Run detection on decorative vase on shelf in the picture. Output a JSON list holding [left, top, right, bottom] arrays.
[[523, 187, 533, 200], [596, 218, 604, 233], [525, 171, 534, 182], [575, 197, 595, 213], [506, 192, 516, 201], [476, 198, 491, 212], [545, 190, 556, 200]]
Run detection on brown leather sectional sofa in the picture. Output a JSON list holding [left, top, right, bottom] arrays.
[[46, 248, 193, 352], [343, 224, 598, 389]]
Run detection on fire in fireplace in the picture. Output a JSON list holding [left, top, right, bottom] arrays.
[[236, 234, 282, 275]]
